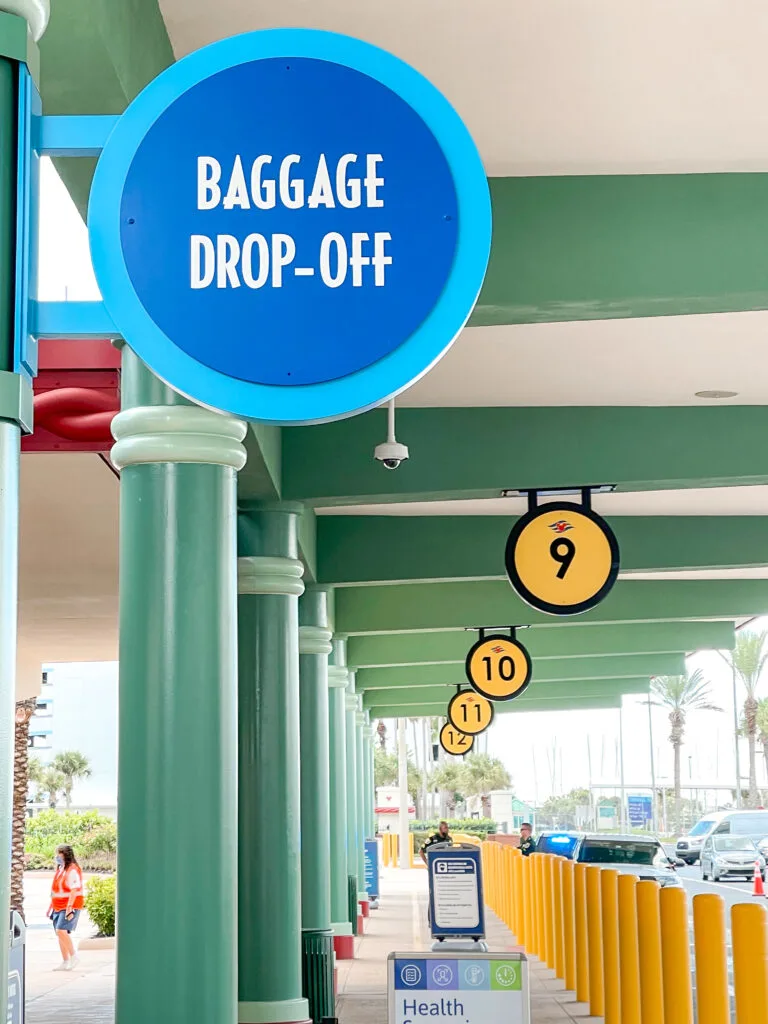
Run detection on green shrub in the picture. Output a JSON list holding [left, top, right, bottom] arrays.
[[409, 818, 497, 838], [25, 810, 116, 867], [84, 876, 116, 937]]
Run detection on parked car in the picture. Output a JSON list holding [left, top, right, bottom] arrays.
[[700, 836, 766, 882], [535, 831, 583, 859], [677, 810, 768, 865], [573, 834, 683, 887]]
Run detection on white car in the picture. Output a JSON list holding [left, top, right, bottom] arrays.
[[700, 836, 766, 883], [573, 834, 683, 887]]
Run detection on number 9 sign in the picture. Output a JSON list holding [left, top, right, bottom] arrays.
[[447, 690, 494, 735], [505, 501, 620, 616]]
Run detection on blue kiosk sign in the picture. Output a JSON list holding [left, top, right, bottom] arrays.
[[87, 29, 492, 424]]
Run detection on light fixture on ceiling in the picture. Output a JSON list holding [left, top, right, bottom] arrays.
[[695, 389, 738, 399], [500, 484, 616, 499]]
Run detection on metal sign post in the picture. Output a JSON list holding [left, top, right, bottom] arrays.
[[388, 952, 530, 1024]]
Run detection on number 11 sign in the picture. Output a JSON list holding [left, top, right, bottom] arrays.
[[504, 496, 620, 616]]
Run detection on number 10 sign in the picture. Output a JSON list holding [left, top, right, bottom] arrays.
[[504, 497, 620, 616]]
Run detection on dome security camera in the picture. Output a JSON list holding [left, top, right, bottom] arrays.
[[374, 400, 409, 470]]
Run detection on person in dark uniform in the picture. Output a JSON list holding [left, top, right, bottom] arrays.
[[519, 822, 536, 856], [420, 820, 452, 864]]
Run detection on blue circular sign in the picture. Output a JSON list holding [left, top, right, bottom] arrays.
[[89, 30, 491, 423]]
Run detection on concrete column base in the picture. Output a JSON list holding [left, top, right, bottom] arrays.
[[360, 898, 370, 918], [238, 998, 311, 1024], [333, 934, 355, 960]]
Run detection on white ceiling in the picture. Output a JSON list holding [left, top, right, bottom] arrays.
[[400, 312, 768, 407], [317, 485, 768, 517], [160, 0, 768, 175], [17, 454, 118, 698]]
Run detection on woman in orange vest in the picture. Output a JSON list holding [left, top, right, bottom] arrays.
[[47, 844, 84, 971]]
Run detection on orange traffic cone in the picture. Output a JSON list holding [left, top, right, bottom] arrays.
[[752, 861, 765, 897]]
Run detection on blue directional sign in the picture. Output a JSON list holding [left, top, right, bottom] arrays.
[[365, 839, 380, 900], [88, 29, 491, 424], [627, 794, 653, 827], [427, 845, 485, 940]]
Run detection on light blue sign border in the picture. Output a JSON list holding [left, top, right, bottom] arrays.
[[88, 29, 492, 424]]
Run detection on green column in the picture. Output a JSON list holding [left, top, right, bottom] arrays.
[[364, 716, 376, 841], [355, 705, 368, 900], [298, 588, 334, 1023], [238, 505, 310, 1024], [0, 12, 40, 1019], [344, 685, 360, 926], [328, 639, 354, 955], [113, 349, 246, 1024]]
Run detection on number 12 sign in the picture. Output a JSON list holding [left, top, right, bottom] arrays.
[[504, 501, 620, 616]]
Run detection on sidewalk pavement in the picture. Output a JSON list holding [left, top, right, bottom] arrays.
[[337, 867, 600, 1024], [24, 872, 114, 1024], [22, 868, 598, 1024]]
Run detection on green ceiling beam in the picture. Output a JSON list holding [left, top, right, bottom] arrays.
[[369, 695, 623, 718], [318, 515, 768, 584], [473, 174, 768, 327], [363, 677, 649, 710], [347, 620, 735, 668], [356, 653, 685, 693], [40, 0, 173, 217], [336, 579, 768, 635], [283, 406, 768, 506]]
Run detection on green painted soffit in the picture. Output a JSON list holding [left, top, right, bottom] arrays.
[[356, 653, 685, 692], [347, 620, 735, 668], [318, 516, 768, 585], [369, 695, 623, 718], [282, 407, 768, 505], [39, 0, 174, 215], [362, 678, 650, 709], [335, 579, 768, 635], [473, 174, 768, 326]]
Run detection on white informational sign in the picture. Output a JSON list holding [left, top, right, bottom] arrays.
[[433, 858, 480, 930], [389, 952, 530, 1024]]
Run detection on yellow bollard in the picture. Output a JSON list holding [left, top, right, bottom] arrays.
[[732, 903, 768, 1024], [505, 847, 515, 929], [523, 853, 534, 954], [636, 881, 664, 1024], [382, 832, 389, 867], [601, 869, 620, 1024], [574, 862, 589, 1004], [561, 859, 576, 992], [693, 894, 729, 1024], [617, 874, 641, 1024], [409, 832, 415, 868], [535, 854, 546, 961], [585, 866, 604, 1018], [660, 885, 693, 1024], [543, 855, 556, 968], [512, 850, 524, 944], [553, 857, 565, 979]]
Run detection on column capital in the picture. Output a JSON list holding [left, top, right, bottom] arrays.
[[111, 406, 247, 471], [355, 711, 366, 727], [299, 625, 332, 655], [0, 1, 49, 41], [328, 666, 349, 689], [345, 693, 360, 712], [238, 556, 305, 597]]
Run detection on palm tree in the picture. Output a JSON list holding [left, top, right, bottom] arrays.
[[39, 767, 66, 809], [756, 698, 768, 796], [650, 671, 721, 821], [730, 630, 768, 807], [12, 699, 37, 918], [51, 751, 91, 809], [431, 762, 465, 816], [460, 754, 511, 818]]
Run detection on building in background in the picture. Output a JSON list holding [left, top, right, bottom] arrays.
[[28, 663, 118, 816]]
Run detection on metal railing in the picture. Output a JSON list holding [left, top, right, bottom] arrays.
[[481, 840, 768, 1023]]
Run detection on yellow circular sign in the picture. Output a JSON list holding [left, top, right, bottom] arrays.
[[447, 690, 494, 735], [465, 634, 532, 701], [505, 502, 620, 616], [439, 722, 475, 756]]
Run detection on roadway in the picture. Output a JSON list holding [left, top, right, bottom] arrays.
[[677, 863, 763, 910]]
